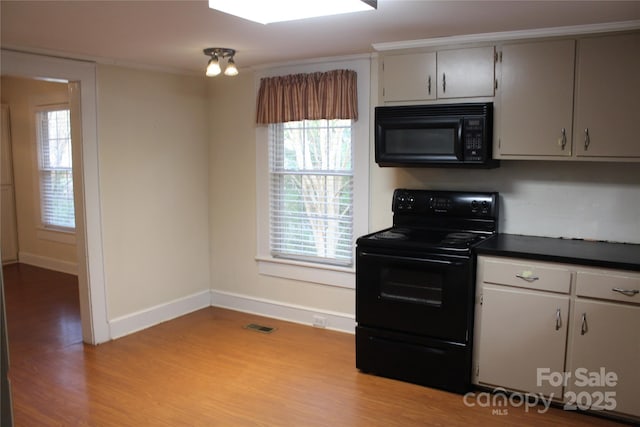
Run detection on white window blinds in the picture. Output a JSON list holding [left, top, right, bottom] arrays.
[[36, 107, 75, 230], [269, 119, 353, 266]]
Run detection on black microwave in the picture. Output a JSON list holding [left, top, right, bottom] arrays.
[[375, 102, 498, 168]]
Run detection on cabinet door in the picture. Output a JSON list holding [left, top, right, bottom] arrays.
[[437, 46, 495, 99], [498, 40, 575, 157], [476, 285, 569, 398], [574, 33, 640, 158], [382, 52, 436, 102], [568, 299, 640, 418]]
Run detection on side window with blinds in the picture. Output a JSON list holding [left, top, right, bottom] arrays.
[[269, 119, 353, 267], [35, 106, 75, 230]]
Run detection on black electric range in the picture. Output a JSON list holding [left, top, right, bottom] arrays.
[[355, 189, 499, 394]]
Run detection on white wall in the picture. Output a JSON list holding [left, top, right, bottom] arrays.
[[207, 71, 356, 325], [97, 65, 211, 320]]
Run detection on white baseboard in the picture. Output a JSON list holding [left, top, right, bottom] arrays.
[[107, 288, 355, 341], [19, 251, 78, 275], [210, 289, 355, 334], [109, 290, 211, 339]]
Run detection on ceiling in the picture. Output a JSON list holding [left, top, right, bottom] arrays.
[[2, 1, 639, 75]]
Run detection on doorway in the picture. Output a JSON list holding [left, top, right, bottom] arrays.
[[1, 77, 78, 271], [1, 75, 83, 345], [1, 49, 109, 344]]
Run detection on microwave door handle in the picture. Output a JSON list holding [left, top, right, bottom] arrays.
[[454, 120, 464, 160]]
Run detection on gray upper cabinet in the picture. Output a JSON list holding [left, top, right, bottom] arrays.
[[379, 30, 639, 162], [574, 33, 640, 158], [498, 40, 576, 157], [436, 46, 496, 99], [496, 32, 640, 161], [382, 46, 495, 102], [382, 52, 436, 102]]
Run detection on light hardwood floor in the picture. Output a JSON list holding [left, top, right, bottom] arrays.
[[4, 264, 627, 426]]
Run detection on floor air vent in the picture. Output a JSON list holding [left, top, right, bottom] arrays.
[[244, 323, 276, 334]]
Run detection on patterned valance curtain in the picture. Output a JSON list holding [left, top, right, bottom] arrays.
[[256, 69, 358, 124]]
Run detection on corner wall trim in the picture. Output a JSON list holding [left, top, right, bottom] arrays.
[[18, 252, 78, 275], [109, 290, 211, 339], [210, 289, 356, 334], [107, 289, 355, 341]]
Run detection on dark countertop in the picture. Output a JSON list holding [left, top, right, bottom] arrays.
[[475, 234, 640, 272]]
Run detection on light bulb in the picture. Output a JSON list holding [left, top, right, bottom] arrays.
[[224, 57, 239, 76], [206, 56, 221, 77]]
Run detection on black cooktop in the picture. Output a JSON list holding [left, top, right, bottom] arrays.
[[357, 189, 500, 255], [358, 227, 493, 253]]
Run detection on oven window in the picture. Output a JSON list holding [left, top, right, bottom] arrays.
[[380, 267, 443, 306]]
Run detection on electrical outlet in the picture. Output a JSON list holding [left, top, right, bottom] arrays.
[[312, 315, 327, 328]]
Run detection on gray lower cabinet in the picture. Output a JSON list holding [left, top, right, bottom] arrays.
[[473, 255, 640, 422], [566, 271, 640, 418]]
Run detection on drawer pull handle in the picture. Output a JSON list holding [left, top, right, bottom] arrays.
[[559, 128, 567, 150], [428, 75, 432, 95], [580, 313, 588, 335], [555, 308, 562, 331], [515, 274, 539, 282], [584, 128, 591, 151], [612, 288, 639, 297]]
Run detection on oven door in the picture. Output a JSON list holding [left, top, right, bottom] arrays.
[[356, 247, 472, 343]]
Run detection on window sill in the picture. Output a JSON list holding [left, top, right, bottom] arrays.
[[256, 256, 355, 289], [37, 227, 76, 245]]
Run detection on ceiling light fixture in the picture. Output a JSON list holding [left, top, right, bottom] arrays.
[[203, 48, 238, 77], [208, 0, 377, 25]]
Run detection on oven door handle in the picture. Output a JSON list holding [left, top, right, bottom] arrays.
[[360, 252, 466, 267]]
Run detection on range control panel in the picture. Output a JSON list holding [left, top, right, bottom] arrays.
[[392, 189, 498, 218]]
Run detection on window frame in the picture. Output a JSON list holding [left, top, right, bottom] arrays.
[[34, 103, 76, 232], [255, 57, 370, 289], [269, 118, 355, 267]]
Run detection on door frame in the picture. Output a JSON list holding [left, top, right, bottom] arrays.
[[1, 49, 109, 344]]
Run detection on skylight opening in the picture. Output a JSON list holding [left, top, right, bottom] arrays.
[[208, 0, 377, 24]]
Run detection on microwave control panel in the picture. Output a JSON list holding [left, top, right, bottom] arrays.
[[463, 118, 485, 161]]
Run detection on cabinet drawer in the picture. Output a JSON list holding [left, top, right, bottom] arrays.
[[576, 271, 640, 305], [480, 257, 571, 293]]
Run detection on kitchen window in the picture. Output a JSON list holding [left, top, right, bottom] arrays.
[[269, 119, 353, 266], [255, 58, 370, 288], [35, 105, 75, 230]]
